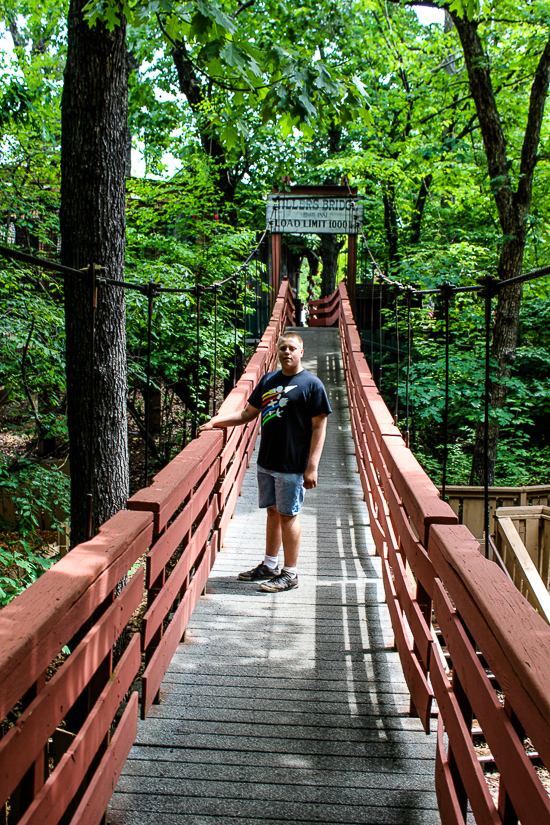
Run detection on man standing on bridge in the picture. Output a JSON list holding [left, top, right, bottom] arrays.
[[200, 331, 331, 592]]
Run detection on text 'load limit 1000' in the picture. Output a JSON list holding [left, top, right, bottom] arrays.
[[266, 196, 364, 234]]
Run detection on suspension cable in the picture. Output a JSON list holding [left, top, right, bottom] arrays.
[[0, 244, 91, 282], [394, 287, 400, 425], [213, 288, 219, 417], [440, 283, 455, 501], [370, 262, 375, 377], [379, 274, 383, 390], [86, 264, 99, 542], [144, 281, 158, 487], [480, 276, 497, 556], [405, 288, 412, 448], [0, 230, 268, 296]]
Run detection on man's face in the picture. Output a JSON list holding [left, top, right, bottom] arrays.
[[278, 337, 304, 375]]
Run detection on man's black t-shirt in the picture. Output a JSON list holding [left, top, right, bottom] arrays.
[[248, 369, 332, 473]]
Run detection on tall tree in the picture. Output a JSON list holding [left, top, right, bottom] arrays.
[[60, 0, 129, 544], [447, 4, 550, 483], [0, 0, 66, 251], [120, 0, 368, 201], [381, 0, 550, 482]]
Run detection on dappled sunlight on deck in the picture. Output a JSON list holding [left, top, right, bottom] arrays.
[[108, 327, 440, 825]]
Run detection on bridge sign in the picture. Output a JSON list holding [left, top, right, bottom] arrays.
[[266, 195, 363, 234]]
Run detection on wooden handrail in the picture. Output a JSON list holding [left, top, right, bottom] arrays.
[[493, 506, 550, 624], [308, 290, 340, 310], [440, 484, 550, 541], [0, 279, 295, 825], [442, 484, 550, 497], [318, 283, 550, 825], [307, 285, 341, 327]]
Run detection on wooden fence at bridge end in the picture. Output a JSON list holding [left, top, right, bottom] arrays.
[[0, 280, 295, 825], [321, 280, 550, 825]]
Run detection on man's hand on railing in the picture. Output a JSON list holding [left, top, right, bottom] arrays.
[[199, 404, 260, 433]]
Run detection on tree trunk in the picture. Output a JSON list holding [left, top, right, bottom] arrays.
[[61, 0, 129, 545], [470, 277, 523, 485], [171, 45, 241, 204], [383, 185, 399, 266], [319, 234, 342, 297], [282, 238, 305, 295], [410, 175, 432, 244], [451, 12, 550, 483]]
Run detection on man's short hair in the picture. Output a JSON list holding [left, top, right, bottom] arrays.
[[278, 331, 304, 348]]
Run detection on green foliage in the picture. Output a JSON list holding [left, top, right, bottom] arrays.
[[0, 541, 52, 606], [388, 284, 550, 486], [123, 167, 261, 459], [0, 456, 69, 535], [2, 0, 550, 536], [0, 456, 69, 605], [0, 262, 67, 444], [118, 0, 372, 175], [0, 0, 66, 249]]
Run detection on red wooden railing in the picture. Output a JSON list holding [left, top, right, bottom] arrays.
[[307, 290, 340, 326], [331, 280, 550, 825], [0, 280, 294, 825]]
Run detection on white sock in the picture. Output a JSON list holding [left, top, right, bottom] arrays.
[[264, 554, 279, 570], [282, 566, 297, 578]]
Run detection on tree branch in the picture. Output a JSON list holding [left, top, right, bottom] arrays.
[[517, 36, 550, 210], [127, 398, 160, 462], [455, 112, 478, 141], [5, 12, 26, 50], [410, 173, 433, 244], [234, 0, 255, 17], [160, 15, 271, 95], [450, 10, 514, 222], [21, 318, 47, 440]]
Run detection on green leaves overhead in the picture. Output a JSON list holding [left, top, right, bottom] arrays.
[[448, 0, 480, 19], [0, 0, 66, 248], [86, 0, 369, 144]]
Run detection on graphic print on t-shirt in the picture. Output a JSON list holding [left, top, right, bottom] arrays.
[[248, 368, 332, 473], [261, 384, 298, 424]]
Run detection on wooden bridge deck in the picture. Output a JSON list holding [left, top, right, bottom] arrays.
[[108, 328, 440, 825]]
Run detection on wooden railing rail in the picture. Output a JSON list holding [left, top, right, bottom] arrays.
[[0, 278, 295, 825], [307, 288, 341, 326], [494, 506, 550, 623], [441, 484, 550, 542], [323, 282, 550, 825]]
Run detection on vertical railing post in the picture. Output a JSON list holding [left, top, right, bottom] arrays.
[[242, 266, 247, 360], [86, 263, 99, 542], [192, 283, 202, 439], [370, 264, 375, 377], [447, 670, 473, 820], [394, 287, 400, 425], [378, 276, 383, 390], [440, 282, 455, 502], [405, 288, 412, 448], [255, 255, 260, 337], [479, 276, 496, 555], [144, 280, 156, 486], [213, 287, 218, 416]]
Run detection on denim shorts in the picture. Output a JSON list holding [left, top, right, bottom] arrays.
[[257, 465, 305, 516]]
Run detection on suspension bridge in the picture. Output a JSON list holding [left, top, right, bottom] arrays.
[[1, 270, 550, 825], [109, 325, 440, 825]]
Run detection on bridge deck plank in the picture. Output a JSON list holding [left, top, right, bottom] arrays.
[[108, 328, 439, 825]]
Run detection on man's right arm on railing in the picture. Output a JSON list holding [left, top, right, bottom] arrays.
[[199, 403, 261, 432]]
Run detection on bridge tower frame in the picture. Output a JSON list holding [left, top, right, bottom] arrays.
[[268, 183, 361, 314]]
